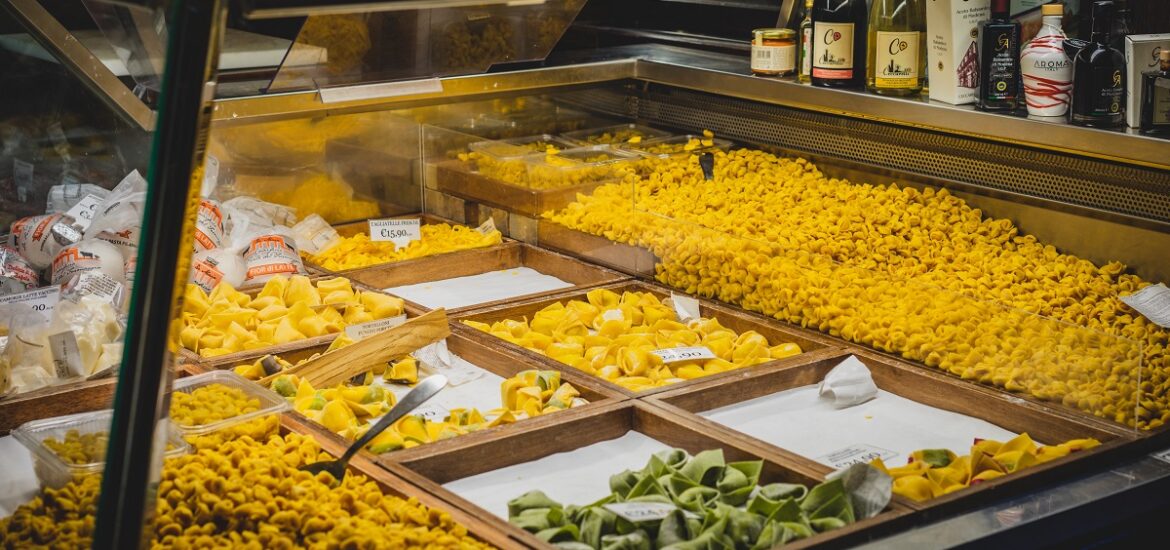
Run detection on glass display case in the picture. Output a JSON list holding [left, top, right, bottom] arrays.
[[2, 0, 1170, 548]]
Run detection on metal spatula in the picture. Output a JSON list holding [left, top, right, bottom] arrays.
[[300, 374, 448, 481]]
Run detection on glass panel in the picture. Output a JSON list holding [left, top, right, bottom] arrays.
[[0, 0, 157, 533], [267, 0, 587, 92]]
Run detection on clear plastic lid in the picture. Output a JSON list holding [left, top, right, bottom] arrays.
[[170, 370, 291, 436], [621, 135, 736, 158], [523, 145, 642, 189], [468, 134, 585, 161], [12, 409, 191, 488], [561, 123, 673, 146]]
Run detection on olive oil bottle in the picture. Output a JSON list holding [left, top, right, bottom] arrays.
[[867, 0, 925, 95]]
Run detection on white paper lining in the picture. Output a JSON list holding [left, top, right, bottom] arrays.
[[384, 267, 574, 310], [702, 386, 1021, 469], [443, 431, 672, 519]]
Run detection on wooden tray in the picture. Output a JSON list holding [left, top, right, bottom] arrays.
[[302, 214, 514, 276], [200, 329, 628, 465], [647, 350, 1136, 515], [434, 159, 613, 217], [454, 280, 843, 398], [0, 361, 207, 435], [386, 400, 911, 550], [344, 242, 631, 315], [177, 275, 411, 365], [537, 219, 659, 277]]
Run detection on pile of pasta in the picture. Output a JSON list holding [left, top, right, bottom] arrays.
[[545, 147, 1163, 428], [463, 288, 802, 392], [177, 275, 404, 357]]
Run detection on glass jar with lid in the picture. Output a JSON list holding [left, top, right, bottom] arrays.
[[751, 28, 797, 77]]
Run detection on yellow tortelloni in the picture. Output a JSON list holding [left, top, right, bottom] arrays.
[[177, 275, 404, 358], [463, 288, 803, 391]]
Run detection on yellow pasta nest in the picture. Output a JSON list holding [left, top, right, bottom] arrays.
[[0, 433, 492, 549], [306, 223, 502, 271], [43, 430, 108, 465], [170, 383, 262, 428], [872, 434, 1100, 502], [544, 148, 1165, 428], [178, 275, 405, 357], [463, 288, 803, 392]]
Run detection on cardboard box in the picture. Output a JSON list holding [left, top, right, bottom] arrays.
[[1125, 34, 1170, 127], [927, 0, 991, 105]]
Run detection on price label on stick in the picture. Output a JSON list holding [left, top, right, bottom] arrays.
[[369, 218, 421, 247], [603, 503, 696, 523], [651, 346, 716, 364], [817, 444, 897, 470], [670, 293, 701, 323], [0, 286, 61, 319], [475, 217, 497, 236], [344, 314, 407, 340]]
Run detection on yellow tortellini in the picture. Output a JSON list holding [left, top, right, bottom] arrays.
[[463, 288, 803, 392], [545, 147, 1163, 429], [0, 432, 492, 549]]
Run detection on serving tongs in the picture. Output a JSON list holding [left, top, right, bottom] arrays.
[[300, 374, 448, 481]]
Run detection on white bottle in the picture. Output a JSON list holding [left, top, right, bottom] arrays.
[[1021, 3, 1073, 116]]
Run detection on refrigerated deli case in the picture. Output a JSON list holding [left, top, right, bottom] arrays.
[[2, 1, 1170, 548]]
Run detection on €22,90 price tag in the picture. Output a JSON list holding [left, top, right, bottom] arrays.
[[651, 346, 716, 364], [369, 218, 421, 248]]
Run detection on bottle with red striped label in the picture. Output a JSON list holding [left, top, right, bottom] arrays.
[[1021, 3, 1073, 116]]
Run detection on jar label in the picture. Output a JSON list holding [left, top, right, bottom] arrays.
[[874, 31, 920, 88], [812, 22, 855, 79], [752, 44, 795, 73]]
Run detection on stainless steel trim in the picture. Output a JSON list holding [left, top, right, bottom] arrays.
[[210, 59, 638, 124], [3, 0, 156, 131], [633, 57, 1170, 171], [243, 0, 544, 20]]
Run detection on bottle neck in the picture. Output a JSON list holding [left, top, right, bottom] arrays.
[[1041, 16, 1064, 33]]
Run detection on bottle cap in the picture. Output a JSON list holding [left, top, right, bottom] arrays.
[[991, 0, 1011, 16], [1041, 3, 1063, 16], [1161, 50, 1170, 61]]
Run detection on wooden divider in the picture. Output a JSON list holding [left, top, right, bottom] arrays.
[[388, 400, 912, 550]]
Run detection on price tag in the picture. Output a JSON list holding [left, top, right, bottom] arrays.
[[48, 331, 84, 379], [816, 444, 897, 470], [369, 218, 421, 247], [603, 502, 683, 523], [651, 346, 716, 364], [344, 314, 407, 340], [13, 159, 33, 202], [670, 293, 701, 323], [64, 193, 104, 231], [475, 217, 497, 236], [0, 286, 61, 319], [1120, 284, 1170, 329], [202, 155, 219, 198]]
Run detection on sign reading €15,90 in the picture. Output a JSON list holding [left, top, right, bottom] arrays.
[[369, 218, 422, 248]]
